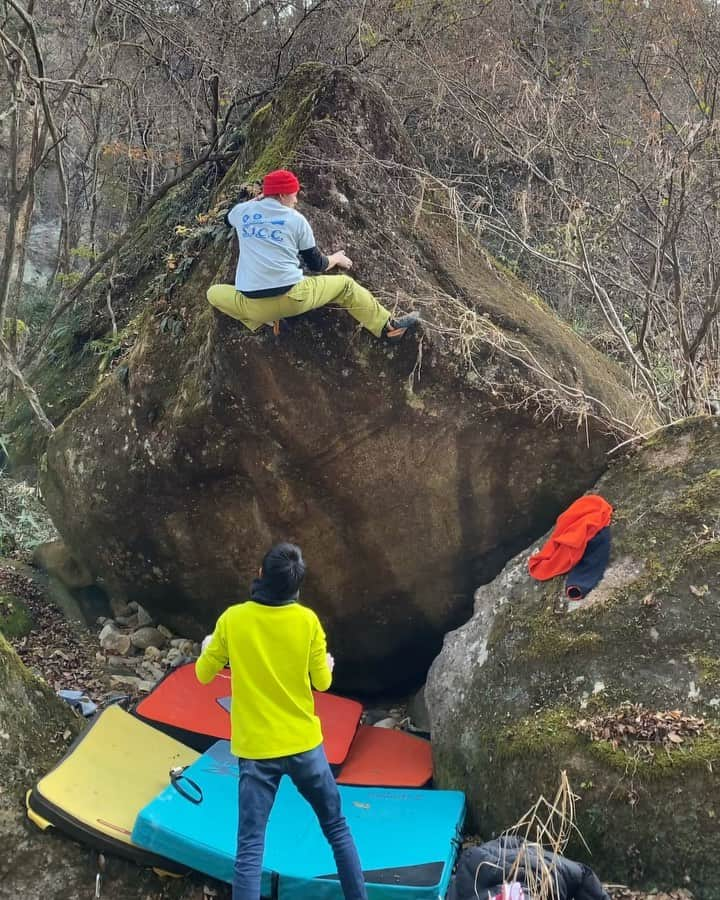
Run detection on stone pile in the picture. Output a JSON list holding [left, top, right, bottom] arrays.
[[96, 598, 200, 694]]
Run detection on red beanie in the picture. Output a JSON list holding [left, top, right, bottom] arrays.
[[263, 169, 301, 196]]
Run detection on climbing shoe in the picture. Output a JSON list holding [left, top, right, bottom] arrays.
[[382, 311, 421, 343]]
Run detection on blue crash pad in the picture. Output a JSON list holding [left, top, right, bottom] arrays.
[[132, 741, 465, 899]]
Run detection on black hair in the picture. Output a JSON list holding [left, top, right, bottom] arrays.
[[259, 542, 306, 603]]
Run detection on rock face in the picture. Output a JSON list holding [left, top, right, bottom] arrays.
[[426, 417, 720, 896], [40, 65, 646, 693]]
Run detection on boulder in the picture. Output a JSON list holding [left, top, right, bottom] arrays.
[[32, 539, 94, 589], [39, 65, 648, 693], [426, 417, 720, 896]]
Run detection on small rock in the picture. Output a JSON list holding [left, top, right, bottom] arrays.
[[157, 624, 173, 639], [136, 605, 154, 627], [137, 662, 165, 682], [99, 624, 132, 655], [115, 613, 139, 628], [373, 717, 398, 729], [363, 708, 391, 725], [99, 622, 116, 641], [110, 596, 133, 618], [127, 601, 139, 611], [106, 654, 140, 670], [170, 638, 194, 656], [106, 663, 138, 677], [165, 647, 189, 667], [130, 626, 166, 651], [109, 674, 143, 688], [96, 616, 109, 626], [144, 645, 163, 660]]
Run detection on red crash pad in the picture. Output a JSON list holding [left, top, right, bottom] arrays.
[[336, 724, 433, 787], [312, 690, 364, 766], [134, 663, 362, 765]]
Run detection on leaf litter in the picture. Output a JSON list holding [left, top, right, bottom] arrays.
[[575, 704, 705, 757]]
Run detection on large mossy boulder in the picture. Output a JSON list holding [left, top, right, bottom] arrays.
[[426, 417, 720, 896], [40, 66, 647, 693]]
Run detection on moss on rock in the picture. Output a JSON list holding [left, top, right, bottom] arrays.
[[0, 633, 81, 793], [516, 600, 603, 660], [0, 593, 34, 638], [697, 655, 720, 689], [427, 417, 720, 896]]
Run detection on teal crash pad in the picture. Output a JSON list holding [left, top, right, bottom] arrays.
[[132, 740, 465, 898]]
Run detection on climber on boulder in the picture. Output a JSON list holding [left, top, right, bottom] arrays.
[[207, 168, 419, 341]]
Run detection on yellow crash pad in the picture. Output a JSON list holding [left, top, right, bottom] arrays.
[[27, 704, 199, 868]]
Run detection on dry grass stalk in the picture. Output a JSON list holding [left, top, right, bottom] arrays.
[[414, 285, 643, 443], [296, 130, 647, 442], [473, 772, 586, 900]]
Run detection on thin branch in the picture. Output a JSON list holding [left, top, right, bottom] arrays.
[[0, 337, 54, 434]]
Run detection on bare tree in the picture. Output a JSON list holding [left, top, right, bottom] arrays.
[[0, 0, 104, 429], [397, 0, 720, 419]]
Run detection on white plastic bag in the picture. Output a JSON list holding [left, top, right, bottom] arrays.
[[491, 884, 525, 900]]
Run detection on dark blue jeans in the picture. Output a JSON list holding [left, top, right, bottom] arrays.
[[232, 743, 368, 900]]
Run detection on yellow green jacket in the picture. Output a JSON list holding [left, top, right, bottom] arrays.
[[195, 600, 332, 758]]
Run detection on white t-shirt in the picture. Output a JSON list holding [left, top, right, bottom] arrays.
[[227, 197, 317, 293]]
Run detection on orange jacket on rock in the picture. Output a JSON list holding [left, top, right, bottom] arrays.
[[528, 494, 613, 581]]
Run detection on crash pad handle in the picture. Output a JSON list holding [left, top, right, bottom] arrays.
[[169, 766, 203, 805]]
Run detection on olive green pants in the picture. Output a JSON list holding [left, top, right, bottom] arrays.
[[206, 275, 391, 338]]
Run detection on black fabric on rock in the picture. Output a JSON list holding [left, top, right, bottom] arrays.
[[447, 837, 609, 900], [565, 526, 611, 600]]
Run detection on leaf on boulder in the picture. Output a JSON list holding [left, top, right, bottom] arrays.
[[574, 703, 705, 758]]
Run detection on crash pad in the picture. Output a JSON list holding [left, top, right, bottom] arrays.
[[26, 704, 198, 871], [132, 740, 465, 899], [336, 725, 433, 787], [134, 663, 362, 765]]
